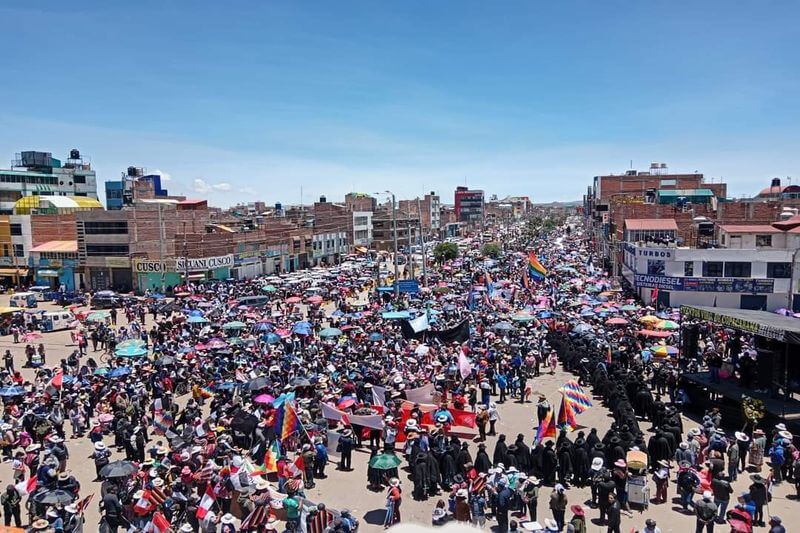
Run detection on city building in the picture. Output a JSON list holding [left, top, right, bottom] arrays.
[[105, 166, 178, 210], [311, 197, 351, 265], [372, 208, 419, 251], [0, 149, 98, 214], [399, 192, 441, 237], [454, 186, 485, 224]]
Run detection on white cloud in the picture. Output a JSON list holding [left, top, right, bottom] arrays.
[[152, 169, 171, 181], [239, 186, 255, 194], [192, 178, 231, 194]]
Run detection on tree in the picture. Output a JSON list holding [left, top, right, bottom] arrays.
[[481, 242, 502, 258], [433, 242, 459, 263]]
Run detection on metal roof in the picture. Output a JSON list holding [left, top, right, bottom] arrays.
[[624, 218, 679, 231], [657, 189, 714, 197], [30, 240, 78, 253]]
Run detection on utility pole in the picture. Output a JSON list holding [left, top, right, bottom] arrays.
[[183, 220, 189, 286], [407, 218, 414, 280], [417, 197, 428, 287], [157, 203, 166, 293], [787, 247, 800, 311], [391, 192, 399, 298]]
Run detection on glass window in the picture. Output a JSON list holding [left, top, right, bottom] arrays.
[[703, 261, 724, 277], [84, 221, 128, 235], [684, 262, 694, 276], [85, 244, 129, 256], [755, 235, 772, 246], [13, 244, 24, 257], [724, 261, 751, 277], [9, 223, 22, 236], [767, 262, 792, 279], [74, 175, 86, 184]]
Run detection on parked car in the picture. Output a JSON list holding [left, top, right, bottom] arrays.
[[90, 290, 123, 309]]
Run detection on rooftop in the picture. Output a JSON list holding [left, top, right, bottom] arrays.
[[623, 218, 679, 231], [718, 225, 783, 234], [30, 240, 78, 253]]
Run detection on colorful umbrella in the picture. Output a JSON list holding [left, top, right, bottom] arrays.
[[651, 345, 679, 357], [285, 296, 302, 304], [656, 320, 679, 330], [319, 327, 343, 338], [222, 321, 247, 330], [337, 396, 357, 409], [368, 453, 402, 470], [606, 317, 629, 326], [639, 315, 660, 324], [253, 393, 276, 404]]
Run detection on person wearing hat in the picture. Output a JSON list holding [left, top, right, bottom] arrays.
[[453, 488, 471, 523], [92, 441, 111, 481], [383, 478, 402, 528], [337, 428, 354, 471], [219, 512, 236, 533], [521, 476, 540, 522], [695, 490, 717, 532], [769, 515, 786, 533], [549, 484, 568, 531], [653, 460, 670, 504], [748, 474, 768, 526], [767, 437, 786, 484], [566, 504, 586, 533]]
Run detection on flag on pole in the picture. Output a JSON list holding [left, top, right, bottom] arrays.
[[133, 490, 153, 516], [528, 252, 547, 280], [458, 348, 472, 379], [152, 512, 171, 533], [557, 394, 577, 431], [288, 455, 304, 479], [280, 401, 302, 441], [196, 485, 216, 519], [534, 407, 557, 444], [15, 476, 37, 496], [264, 440, 280, 473], [559, 380, 592, 413], [76, 493, 94, 515], [153, 411, 174, 436]]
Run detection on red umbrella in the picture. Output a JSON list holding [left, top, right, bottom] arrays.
[[275, 328, 291, 338], [606, 317, 629, 325], [306, 295, 323, 305], [286, 296, 301, 304]]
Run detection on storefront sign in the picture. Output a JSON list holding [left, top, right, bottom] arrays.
[[636, 248, 674, 259], [105, 257, 131, 268], [635, 274, 774, 294], [176, 254, 234, 272], [133, 259, 172, 273]]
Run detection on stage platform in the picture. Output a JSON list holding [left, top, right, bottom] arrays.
[[681, 372, 800, 431]]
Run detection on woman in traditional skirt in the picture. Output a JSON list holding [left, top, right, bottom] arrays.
[[749, 429, 766, 469]]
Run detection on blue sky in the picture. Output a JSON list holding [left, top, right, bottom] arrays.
[[1, 1, 798, 206]]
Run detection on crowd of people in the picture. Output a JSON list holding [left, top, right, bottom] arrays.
[[0, 215, 796, 533]]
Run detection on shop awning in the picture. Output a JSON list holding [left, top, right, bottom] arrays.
[[0, 268, 29, 277], [37, 269, 59, 277], [30, 240, 78, 253], [188, 273, 206, 280]]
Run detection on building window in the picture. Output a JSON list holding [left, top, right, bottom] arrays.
[[9, 223, 22, 236], [2, 244, 8, 256], [660, 178, 677, 186], [767, 262, 792, 279], [684, 262, 694, 276], [724, 261, 751, 278], [74, 175, 86, 184], [702, 261, 724, 277], [13, 244, 24, 257], [755, 235, 772, 247], [84, 221, 129, 234], [85, 244, 129, 256]]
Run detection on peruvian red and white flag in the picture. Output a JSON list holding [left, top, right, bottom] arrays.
[[195, 485, 216, 519], [152, 511, 171, 533], [288, 455, 304, 479], [15, 476, 37, 496], [133, 490, 153, 516]]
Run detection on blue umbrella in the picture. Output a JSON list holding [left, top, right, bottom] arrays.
[[107, 367, 132, 378], [368, 332, 384, 342], [253, 322, 272, 332], [187, 316, 209, 324], [293, 321, 312, 335], [189, 309, 204, 317], [263, 333, 282, 344], [215, 382, 238, 390], [0, 385, 26, 397], [381, 311, 411, 320]]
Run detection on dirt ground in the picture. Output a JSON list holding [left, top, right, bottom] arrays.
[[0, 294, 796, 532]]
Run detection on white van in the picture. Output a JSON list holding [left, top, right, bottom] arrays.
[[29, 286, 52, 301], [41, 311, 75, 332], [10, 292, 38, 308]]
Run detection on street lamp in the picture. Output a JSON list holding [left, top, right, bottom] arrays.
[[376, 191, 400, 298]]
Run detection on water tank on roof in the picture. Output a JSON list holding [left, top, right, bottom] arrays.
[[771, 178, 781, 188], [69, 149, 80, 159], [319, 195, 327, 203]]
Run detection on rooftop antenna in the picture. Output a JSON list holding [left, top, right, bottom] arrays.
[[300, 185, 303, 208], [630, 159, 633, 169]]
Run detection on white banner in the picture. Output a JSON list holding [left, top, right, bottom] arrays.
[[404, 383, 436, 404], [176, 254, 234, 271]]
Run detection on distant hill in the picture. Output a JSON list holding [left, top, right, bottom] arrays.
[[532, 200, 582, 208]]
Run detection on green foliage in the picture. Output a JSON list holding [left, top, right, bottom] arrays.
[[433, 242, 459, 263], [481, 242, 502, 258]]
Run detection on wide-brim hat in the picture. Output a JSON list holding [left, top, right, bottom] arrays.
[[776, 423, 787, 431], [735, 432, 749, 442], [779, 430, 793, 440], [180, 524, 195, 533], [570, 504, 585, 516], [31, 519, 50, 530], [590, 458, 604, 471], [750, 474, 765, 484], [614, 459, 626, 468], [255, 478, 270, 491], [221, 513, 235, 524]]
